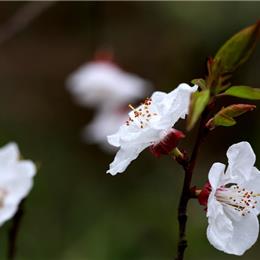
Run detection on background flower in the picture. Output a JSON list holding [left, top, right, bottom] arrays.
[[66, 56, 153, 151], [0, 143, 36, 226], [66, 60, 151, 110]]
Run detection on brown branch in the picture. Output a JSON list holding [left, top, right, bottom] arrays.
[[8, 199, 26, 260], [0, 2, 55, 46], [175, 105, 212, 260]]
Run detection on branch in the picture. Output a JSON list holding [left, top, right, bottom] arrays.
[[8, 199, 26, 260], [175, 104, 212, 260], [0, 2, 55, 46]]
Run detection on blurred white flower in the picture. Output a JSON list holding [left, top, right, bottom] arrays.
[[66, 61, 150, 109], [206, 142, 260, 255], [0, 143, 36, 226], [82, 106, 128, 152], [106, 83, 198, 175]]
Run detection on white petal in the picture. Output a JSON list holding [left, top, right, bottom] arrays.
[[226, 142, 256, 181], [0, 143, 19, 165], [208, 162, 226, 189], [0, 204, 18, 227], [106, 143, 149, 175], [225, 213, 259, 255], [243, 167, 260, 214], [107, 133, 121, 147], [152, 83, 198, 130], [207, 192, 233, 252], [168, 83, 198, 119], [3, 161, 35, 204]]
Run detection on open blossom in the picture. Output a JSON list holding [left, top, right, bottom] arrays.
[[0, 143, 36, 226], [203, 142, 260, 255], [66, 60, 151, 109], [106, 83, 198, 175]]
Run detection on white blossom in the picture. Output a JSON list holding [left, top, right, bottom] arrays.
[[206, 141, 260, 255], [66, 61, 150, 109], [106, 83, 198, 175], [0, 143, 36, 226]]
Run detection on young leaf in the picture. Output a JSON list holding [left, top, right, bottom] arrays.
[[187, 89, 210, 131], [223, 86, 260, 100], [213, 21, 260, 75], [206, 104, 256, 130], [191, 79, 207, 90], [214, 114, 236, 127]]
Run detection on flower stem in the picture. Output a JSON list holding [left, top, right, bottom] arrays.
[[175, 107, 210, 260], [8, 199, 26, 260]]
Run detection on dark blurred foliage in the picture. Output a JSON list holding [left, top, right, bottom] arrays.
[[0, 2, 259, 260]]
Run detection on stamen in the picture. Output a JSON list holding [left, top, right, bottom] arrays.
[[128, 104, 135, 110], [125, 98, 158, 129], [216, 183, 259, 216]]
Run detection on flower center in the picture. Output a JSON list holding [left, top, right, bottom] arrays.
[[0, 188, 7, 208], [216, 183, 259, 216], [125, 98, 158, 128]]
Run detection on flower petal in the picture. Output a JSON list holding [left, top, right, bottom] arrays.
[[0, 204, 18, 227], [226, 142, 256, 181], [243, 167, 260, 215], [225, 213, 259, 255], [0, 143, 19, 165], [208, 162, 226, 189], [207, 192, 233, 252], [3, 161, 35, 204], [106, 143, 149, 175], [152, 83, 198, 130]]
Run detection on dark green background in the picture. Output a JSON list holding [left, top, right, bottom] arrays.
[[0, 2, 260, 260]]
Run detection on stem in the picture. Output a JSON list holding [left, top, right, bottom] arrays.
[[175, 107, 210, 260], [8, 199, 26, 260], [0, 2, 54, 46]]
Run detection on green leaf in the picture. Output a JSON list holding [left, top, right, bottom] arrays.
[[206, 104, 256, 130], [213, 21, 260, 74], [223, 86, 260, 100], [191, 79, 207, 90], [187, 89, 210, 131], [214, 114, 237, 127]]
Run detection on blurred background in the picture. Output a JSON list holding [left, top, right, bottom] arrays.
[[0, 2, 260, 260]]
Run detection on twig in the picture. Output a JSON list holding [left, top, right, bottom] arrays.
[[175, 105, 211, 260], [8, 199, 26, 260], [0, 2, 55, 46]]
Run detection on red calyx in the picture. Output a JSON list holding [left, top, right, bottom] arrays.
[[94, 49, 114, 63], [198, 181, 212, 206], [149, 128, 185, 158]]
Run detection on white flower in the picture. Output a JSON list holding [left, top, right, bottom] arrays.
[[106, 83, 198, 175], [0, 142, 36, 226], [66, 61, 151, 109], [206, 141, 260, 255], [82, 106, 128, 152]]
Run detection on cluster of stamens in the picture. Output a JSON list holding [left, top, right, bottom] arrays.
[[216, 183, 259, 216], [125, 98, 157, 128]]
